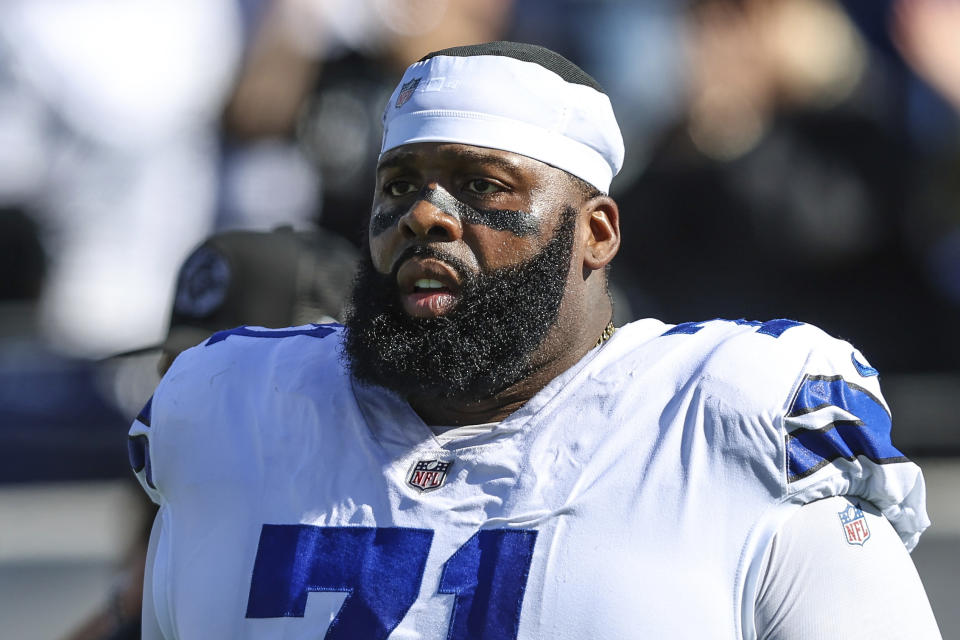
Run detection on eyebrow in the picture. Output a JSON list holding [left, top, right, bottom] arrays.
[[376, 148, 525, 175], [375, 152, 417, 174]]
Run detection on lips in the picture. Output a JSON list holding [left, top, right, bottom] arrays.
[[396, 257, 462, 317]]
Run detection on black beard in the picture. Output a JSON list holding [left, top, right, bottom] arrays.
[[343, 206, 577, 401]]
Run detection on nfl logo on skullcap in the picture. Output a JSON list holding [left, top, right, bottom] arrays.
[[838, 504, 871, 546], [395, 77, 421, 108], [407, 459, 452, 493]]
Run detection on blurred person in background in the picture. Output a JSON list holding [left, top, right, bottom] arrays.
[[510, 0, 688, 187], [890, 0, 960, 317], [0, 0, 245, 358], [1, 1, 955, 373], [892, 0, 960, 112], [220, 0, 642, 325], [611, 0, 960, 375], [222, 0, 515, 245], [65, 225, 358, 640]]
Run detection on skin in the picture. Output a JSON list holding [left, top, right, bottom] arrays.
[[370, 142, 621, 426]]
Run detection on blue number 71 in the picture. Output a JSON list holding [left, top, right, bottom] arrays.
[[246, 525, 538, 640]]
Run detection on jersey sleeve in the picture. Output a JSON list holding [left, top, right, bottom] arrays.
[[755, 496, 942, 639], [778, 328, 929, 551]]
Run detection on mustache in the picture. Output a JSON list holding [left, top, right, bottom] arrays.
[[388, 244, 474, 284]]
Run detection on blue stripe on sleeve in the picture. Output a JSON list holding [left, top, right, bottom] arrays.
[[661, 318, 803, 338], [755, 319, 804, 338], [128, 435, 146, 472], [787, 375, 886, 417], [786, 376, 907, 481], [660, 320, 707, 336], [127, 434, 156, 488], [205, 323, 338, 346], [136, 395, 153, 427]]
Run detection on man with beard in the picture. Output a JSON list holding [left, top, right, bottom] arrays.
[[130, 42, 941, 639]]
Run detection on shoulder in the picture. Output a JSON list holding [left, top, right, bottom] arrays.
[[595, 317, 841, 446], [609, 317, 845, 413], [606, 318, 929, 548], [161, 322, 346, 423], [128, 323, 346, 502], [660, 317, 843, 375], [626, 317, 883, 410], [166, 322, 344, 386]]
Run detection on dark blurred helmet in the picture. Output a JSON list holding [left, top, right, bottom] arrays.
[[164, 225, 358, 354]]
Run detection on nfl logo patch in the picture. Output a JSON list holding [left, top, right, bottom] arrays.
[[838, 504, 871, 546], [407, 459, 452, 493], [395, 77, 421, 108]]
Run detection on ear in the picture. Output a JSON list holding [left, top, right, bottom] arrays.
[[581, 195, 620, 271]]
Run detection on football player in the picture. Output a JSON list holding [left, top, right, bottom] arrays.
[[130, 42, 942, 639]]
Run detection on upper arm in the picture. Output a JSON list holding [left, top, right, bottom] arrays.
[[754, 496, 942, 640]]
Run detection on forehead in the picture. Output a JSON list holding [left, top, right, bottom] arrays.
[[376, 142, 552, 177]]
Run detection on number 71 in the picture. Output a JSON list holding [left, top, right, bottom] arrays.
[[246, 525, 538, 640]]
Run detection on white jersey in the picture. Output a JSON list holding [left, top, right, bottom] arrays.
[[129, 318, 930, 640]]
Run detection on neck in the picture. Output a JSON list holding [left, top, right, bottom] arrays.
[[407, 305, 611, 426]]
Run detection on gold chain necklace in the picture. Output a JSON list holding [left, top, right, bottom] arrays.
[[595, 321, 617, 347]]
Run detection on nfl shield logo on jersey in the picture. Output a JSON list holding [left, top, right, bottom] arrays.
[[395, 78, 421, 108], [838, 504, 871, 546], [407, 459, 452, 493]]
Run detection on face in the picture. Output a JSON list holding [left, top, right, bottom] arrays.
[[343, 142, 584, 400], [368, 142, 576, 308]]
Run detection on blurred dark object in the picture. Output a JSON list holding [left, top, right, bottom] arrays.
[[621, 111, 960, 373], [618, 106, 956, 365], [164, 225, 359, 354], [0, 205, 46, 300], [104, 225, 359, 405], [298, 52, 395, 246], [882, 373, 960, 456]]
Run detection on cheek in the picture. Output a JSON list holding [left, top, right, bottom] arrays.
[[369, 205, 405, 237], [367, 229, 395, 274], [465, 205, 566, 271], [462, 226, 542, 271]]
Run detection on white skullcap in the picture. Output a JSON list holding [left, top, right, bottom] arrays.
[[381, 42, 624, 193]]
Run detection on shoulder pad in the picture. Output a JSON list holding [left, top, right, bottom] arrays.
[[127, 323, 344, 504], [657, 318, 928, 549]]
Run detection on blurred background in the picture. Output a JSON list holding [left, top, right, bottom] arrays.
[[0, 0, 957, 637]]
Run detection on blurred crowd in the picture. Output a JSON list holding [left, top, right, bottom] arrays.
[[1, 1, 959, 637], [2, 0, 960, 475]]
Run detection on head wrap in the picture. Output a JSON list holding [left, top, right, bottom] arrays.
[[381, 41, 624, 193]]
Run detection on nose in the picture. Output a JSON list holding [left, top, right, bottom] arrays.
[[399, 191, 463, 242]]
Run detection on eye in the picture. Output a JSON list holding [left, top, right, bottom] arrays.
[[385, 180, 417, 197], [464, 179, 501, 195]]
